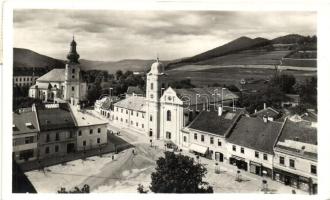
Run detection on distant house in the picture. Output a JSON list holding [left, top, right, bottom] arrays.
[[282, 94, 300, 107], [273, 119, 317, 194], [251, 105, 281, 121], [94, 96, 120, 118], [126, 86, 144, 98]]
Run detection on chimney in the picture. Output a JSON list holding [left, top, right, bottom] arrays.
[[264, 103, 267, 110], [263, 115, 268, 123], [218, 106, 223, 116]]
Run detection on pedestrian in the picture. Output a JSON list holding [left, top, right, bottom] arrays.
[[112, 155, 114, 160]]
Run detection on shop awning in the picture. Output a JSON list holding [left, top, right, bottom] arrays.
[[189, 144, 208, 154], [250, 161, 262, 167], [231, 155, 245, 161]]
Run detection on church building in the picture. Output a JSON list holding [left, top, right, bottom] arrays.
[[29, 37, 87, 105], [112, 58, 239, 147]]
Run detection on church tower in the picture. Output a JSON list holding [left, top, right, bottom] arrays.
[[146, 58, 167, 140], [63, 36, 81, 105]]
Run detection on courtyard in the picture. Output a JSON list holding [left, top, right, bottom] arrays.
[[25, 124, 308, 194]]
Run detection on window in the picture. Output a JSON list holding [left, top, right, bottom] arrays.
[[280, 156, 285, 165], [142, 124, 144, 128], [241, 147, 245, 154], [311, 165, 317, 175], [289, 159, 295, 168], [263, 154, 268, 161], [201, 135, 205, 142], [149, 129, 153, 137], [136, 122, 139, 127], [166, 132, 171, 139], [150, 115, 153, 122], [97, 138, 101, 144], [125, 119, 128, 123], [83, 141, 86, 146], [120, 118, 123, 122], [45, 147, 50, 154], [131, 110, 133, 115], [116, 116, 118, 120], [232, 145, 236, 151], [72, 86, 75, 91], [184, 136, 187, 142], [55, 132, 60, 141], [131, 121, 133, 125], [72, 69, 75, 74], [255, 151, 259, 158], [55, 145, 59, 152], [116, 108, 118, 112], [126, 110, 128, 114], [90, 129, 93, 134], [98, 128, 101, 133], [46, 134, 50, 142], [151, 83, 154, 90], [136, 112, 139, 117], [121, 109, 123, 113], [210, 137, 214, 144], [72, 75, 75, 79], [150, 94, 154, 99], [218, 140, 222, 146], [142, 114, 144, 118], [194, 133, 197, 140], [69, 131, 74, 138], [25, 136, 34, 144], [167, 110, 171, 121], [78, 131, 82, 136]]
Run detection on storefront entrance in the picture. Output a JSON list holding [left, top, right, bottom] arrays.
[[67, 143, 75, 153], [229, 156, 248, 171], [215, 152, 224, 162]]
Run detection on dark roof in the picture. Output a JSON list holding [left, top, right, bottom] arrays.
[[36, 103, 76, 131], [278, 120, 317, 145], [174, 87, 238, 106], [227, 116, 283, 154], [301, 111, 317, 122], [251, 107, 280, 119], [37, 68, 65, 82], [100, 96, 120, 110], [13, 110, 39, 135], [114, 96, 146, 112], [126, 86, 143, 95], [188, 107, 245, 136], [284, 94, 300, 103], [275, 145, 317, 160]]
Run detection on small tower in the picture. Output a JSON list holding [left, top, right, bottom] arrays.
[[146, 57, 167, 139], [63, 36, 81, 105]]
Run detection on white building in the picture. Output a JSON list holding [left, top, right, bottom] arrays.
[[14, 75, 39, 87], [111, 58, 239, 145], [29, 37, 87, 105]]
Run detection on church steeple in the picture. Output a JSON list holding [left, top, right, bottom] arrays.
[[67, 36, 80, 64]]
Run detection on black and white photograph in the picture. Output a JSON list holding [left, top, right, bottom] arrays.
[[1, 0, 330, 199]]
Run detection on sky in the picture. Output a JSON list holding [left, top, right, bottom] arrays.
[[14, 10, 316, 61]]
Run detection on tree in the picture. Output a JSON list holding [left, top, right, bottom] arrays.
[[270, 74, 296, 94], [169, 79, 195, 89], [149, 151, 213, 193], [137, 184, 149, 193], [87, 82, 102, 105], [58, 184, 90, 193]]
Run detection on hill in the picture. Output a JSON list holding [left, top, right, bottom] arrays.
[[167, 36, 270, 69]]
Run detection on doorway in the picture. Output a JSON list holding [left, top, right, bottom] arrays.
[[67, 143, 75, 153]]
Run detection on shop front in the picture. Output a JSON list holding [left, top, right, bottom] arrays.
[[215, 152, 224, 162], [189, 144, 209, 158], [273, 168, 299, 188], [250, 161, 262, 175], [229, 155, 248, 171]]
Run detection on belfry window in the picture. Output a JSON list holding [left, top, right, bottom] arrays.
[[72, 69, 75, 74], [151, 83, 154, 90], [167, 110, 171, 121], [72, 86, 75, 91]]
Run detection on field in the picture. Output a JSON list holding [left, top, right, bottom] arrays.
[[166, 67, 317, 87]]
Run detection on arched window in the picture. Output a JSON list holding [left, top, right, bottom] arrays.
[[167, 110, 171, 121], [151, 83, 154, 90]]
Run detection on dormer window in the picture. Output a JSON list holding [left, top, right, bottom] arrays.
[[25, 122, 35, 129]]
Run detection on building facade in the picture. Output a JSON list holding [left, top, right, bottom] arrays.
[[14, 75, 39, 87]]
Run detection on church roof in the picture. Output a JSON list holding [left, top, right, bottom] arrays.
[[114, 96, 146, 112], [37, 69, 65, 82], [173, 87, 238, 106]]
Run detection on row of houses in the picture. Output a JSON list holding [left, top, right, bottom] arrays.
[[13, 103, 108, 165], [181, 106, 317, 194]]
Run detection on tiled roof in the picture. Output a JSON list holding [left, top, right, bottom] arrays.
[[251, 107, 280, 119], [126, 86, 143, 95], [13, 110, 39, 135], [37, 69, 65, 82], [227, 116, 283, 154], [174, 87, 238, 106], [278, 120, 317, 145], [70, 106, 107, 127], [188, 107, 245, 136], [100, 96, 120, 110], [114, 96, 146, 112], [36, 103, 76, 131]]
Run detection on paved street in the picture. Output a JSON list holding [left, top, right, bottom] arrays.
[[25, 117, 308, 194]]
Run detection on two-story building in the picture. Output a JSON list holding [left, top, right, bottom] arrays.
[[13, 107, 39, 163], [36, 103, 77, 159], [226, 116, 284, 177], [273, 119, 317, 194]]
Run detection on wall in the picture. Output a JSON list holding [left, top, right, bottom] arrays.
[[112, 106, 146, 133], [13, 132, 38, 163], [76, 124, 108, 151]]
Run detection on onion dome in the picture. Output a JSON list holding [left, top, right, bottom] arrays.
[[150, 57, 164, 74], [67, 36, 80, 64]]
